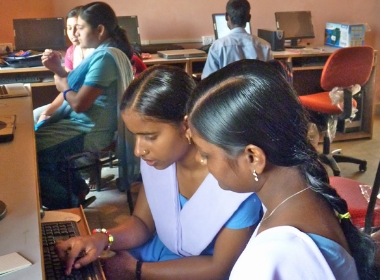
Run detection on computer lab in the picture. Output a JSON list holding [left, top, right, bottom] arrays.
[[0, 0, 379, 279]]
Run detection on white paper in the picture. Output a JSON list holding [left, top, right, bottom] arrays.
[[0, 252, 32, 275]]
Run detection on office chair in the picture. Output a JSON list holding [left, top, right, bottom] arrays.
[[330, 160, 380, 234], [66, 128, 139, 214], [299, 46, 374, 176]]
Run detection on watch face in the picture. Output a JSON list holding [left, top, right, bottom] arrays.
[[0, 200, 6, 221]]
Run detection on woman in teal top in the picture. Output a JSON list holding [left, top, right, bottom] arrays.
[[35, 2, 134, 210]]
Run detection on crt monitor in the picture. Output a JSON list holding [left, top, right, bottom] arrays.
[[212, 13, 251, 40], [274, 11, 315, 48], [117, 16, 141, 51], [13, 18, 66, 52]]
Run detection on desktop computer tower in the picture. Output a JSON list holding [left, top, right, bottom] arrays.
[[257, 29, 285, 51]]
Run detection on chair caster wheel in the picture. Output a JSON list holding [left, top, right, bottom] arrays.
[[359, 163, 367, 172]]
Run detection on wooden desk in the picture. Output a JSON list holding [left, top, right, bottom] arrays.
[[0, 96, 104, 279], [143, 46, 377, 142], [0, 95, 44, 279], [0, 66, 58, 109], [0, 47, 376, 142]]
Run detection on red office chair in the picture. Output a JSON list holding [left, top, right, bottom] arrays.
[[330, 160, 380, 234], [299, 46, 374, 176]]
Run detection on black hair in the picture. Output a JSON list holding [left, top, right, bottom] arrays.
[[226, 0, 250, 26], [66, 6, 82, 20], [120, 65, 196, 124], [187, 59, 379, 280], [78, 2, 133, 59], [267, 59, 293, 85]]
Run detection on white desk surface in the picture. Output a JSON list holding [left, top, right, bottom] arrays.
[[0, 95, 43, 279]]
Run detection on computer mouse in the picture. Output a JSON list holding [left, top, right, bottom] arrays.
[[0, 200, 7, 221]]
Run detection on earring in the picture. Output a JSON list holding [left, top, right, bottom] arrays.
[[186, 135, 192, 145], [253, 170, 259, 182]]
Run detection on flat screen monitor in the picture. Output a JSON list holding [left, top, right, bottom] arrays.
[[117, 16, 141, 51], [212, 13, 251, 40], [13, 18, 66, 52], [275, 11, 315, 48]]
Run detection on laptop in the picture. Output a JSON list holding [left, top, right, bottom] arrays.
[[157, 49, 207, 59]]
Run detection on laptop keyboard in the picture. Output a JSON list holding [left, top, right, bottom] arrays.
[[41, 221, 97, 280]]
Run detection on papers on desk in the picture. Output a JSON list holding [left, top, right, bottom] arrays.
[[0, 252, 32, 276]]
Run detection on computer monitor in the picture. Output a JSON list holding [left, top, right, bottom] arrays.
[[13, 18, 66, 52], [274, 11, 315, 48], [117, 16, 141, 52], [212, 13, 251, 40]]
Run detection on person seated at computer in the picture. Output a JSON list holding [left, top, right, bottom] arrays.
[[35, 1, 135, 210], [41, 6, 94, 78], [36, 7, 145, 125], [55, 65, 262, 280], [187, 59, 380, 279], [34, 6, 94, 124], [201, 0, 273, 79]]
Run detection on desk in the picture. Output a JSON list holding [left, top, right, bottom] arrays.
[[0, 47, 376, 141], [0, 94, 43, 279], [0, 66, 58, 109], [143, 46, 377, 142], [0, 95, 104, 279]]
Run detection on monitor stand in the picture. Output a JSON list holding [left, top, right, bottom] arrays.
[[285, 39, 306, 49]]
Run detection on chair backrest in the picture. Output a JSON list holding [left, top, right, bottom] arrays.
[[321, 46, 374, 91], [364, 161, 380, 234]]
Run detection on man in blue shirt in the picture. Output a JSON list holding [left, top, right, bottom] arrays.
[[202, 0, 273, 79]]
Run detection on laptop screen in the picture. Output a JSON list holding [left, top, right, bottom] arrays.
[[212, 13, 251, 39], [117, 16, 141, 50]]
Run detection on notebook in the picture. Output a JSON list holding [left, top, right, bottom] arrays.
[[157, 49, 207, 59], [0, 84, 30, 99]]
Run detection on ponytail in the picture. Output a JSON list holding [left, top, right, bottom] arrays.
[[111, 25, 134, 60]]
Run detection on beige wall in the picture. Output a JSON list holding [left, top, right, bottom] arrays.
[[1, 0, 379, 99], [48, 0, 380, 101], [49, 0, 379, 48]]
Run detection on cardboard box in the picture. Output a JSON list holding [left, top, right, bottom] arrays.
[[325, 22, 365, 48]]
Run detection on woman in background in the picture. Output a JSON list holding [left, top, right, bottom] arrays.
[[36, 2, 134, 209], [55, 65, 262, 280], [41, 6, 93, 79], [187, 59, 379, 279], [35, 6, 94, 123]]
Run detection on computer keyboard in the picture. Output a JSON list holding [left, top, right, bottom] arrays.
[[0, 76, 42, 85], [41, 221, 97, 280]]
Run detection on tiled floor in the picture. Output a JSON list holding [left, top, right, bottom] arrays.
[[84, 114, 380, 230]]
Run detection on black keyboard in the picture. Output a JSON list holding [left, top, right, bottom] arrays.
[[0, 76, 42, 84], [41, 221, 98, 280]]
